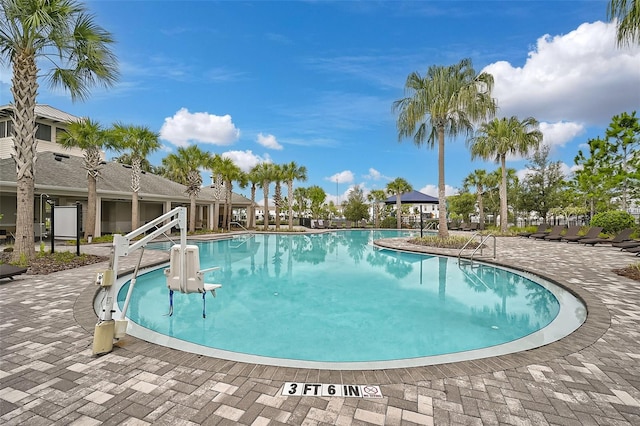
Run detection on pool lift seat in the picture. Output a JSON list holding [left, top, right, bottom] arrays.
[[164, 244, 222, 318]]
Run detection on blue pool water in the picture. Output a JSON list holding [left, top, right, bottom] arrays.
[[117, 230, 572, 366]]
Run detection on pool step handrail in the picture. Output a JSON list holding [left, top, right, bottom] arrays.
[[229, 221, 254, 248], [458, 232, 497, 264]]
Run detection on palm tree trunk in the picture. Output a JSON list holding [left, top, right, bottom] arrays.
[[500, 156, 508, 232], [396, 199, 401, 229], [86, 175, 97, 239], [477, 188, 484, 230], [132, 191, 139, 231], [288, 181, 294, 231], [263, 184, 269, 230], [437, 126, 449, 237], [11, 53, 38, 261], [189, 194, 196, 233]]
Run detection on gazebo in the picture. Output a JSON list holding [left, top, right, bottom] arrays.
[[384, 190, 439, 237]]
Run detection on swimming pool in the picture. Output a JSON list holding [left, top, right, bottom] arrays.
[[114, 230, 586, 369]]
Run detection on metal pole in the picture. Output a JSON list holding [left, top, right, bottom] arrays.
[[48, 201, 55, 253], [420, 205, 424, 238], [76, 202, 81, 256], [39, 193, 49, 244]]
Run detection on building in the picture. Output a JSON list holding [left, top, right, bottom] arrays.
[[0, 105, 254, 238]]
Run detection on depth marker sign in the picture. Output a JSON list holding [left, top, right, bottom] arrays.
[[281, 382, 383, 398]]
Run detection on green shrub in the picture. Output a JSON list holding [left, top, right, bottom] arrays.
[[591, 210, 637, 234], [380, 217, 397, 228]]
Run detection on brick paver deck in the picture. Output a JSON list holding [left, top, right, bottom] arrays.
[[1, 233, 639, 425]]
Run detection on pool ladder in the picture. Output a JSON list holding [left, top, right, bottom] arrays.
[[229, 221, 255, 248], [458, 232, 496, 265]]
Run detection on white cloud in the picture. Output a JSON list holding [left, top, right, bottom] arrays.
[[364, 168, 390, 181], [539, 121, 585, 149], [483, 21, 640, 126], [221, 150, 271, 172], [326, 170, 355, 184], [256, 133, 283, 150], [419, 184, 457, 197], [159, 108, 240, 147]]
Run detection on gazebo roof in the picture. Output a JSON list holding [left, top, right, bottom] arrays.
[[384, 190, 439, 205]]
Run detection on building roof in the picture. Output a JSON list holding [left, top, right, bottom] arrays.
[[385, 190, 439, 205], [0, 153, 253, 205], [0, 104, 80, 124]]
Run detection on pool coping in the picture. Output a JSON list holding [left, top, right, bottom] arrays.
[[73, 236, 610, 382]]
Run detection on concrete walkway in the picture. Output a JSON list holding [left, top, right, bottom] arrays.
[[1, 234, 639, 425]]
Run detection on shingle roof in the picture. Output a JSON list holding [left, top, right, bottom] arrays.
[[0, 154, 253, 205], [0, 104, 80, 123]]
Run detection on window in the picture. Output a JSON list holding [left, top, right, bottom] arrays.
[[35, 123, 51, 141], [0, 120, 11, 138]]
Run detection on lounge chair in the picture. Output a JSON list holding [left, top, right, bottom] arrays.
[[625, 245, 640, 255], [545, 225, 581, 242], [462, 223, 478, 231], [531, 225, 564, 240], [518, 224, 549, 238], [614, 240, 640, 250], [0, 264, 28, 281], [563, 226, 603, 243], [579, 228, 634, 246]]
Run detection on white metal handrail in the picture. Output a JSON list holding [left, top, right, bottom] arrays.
[[458, 232, 496, 262]]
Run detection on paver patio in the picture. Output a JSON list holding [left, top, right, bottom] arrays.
[[1, 233, 639, 425]]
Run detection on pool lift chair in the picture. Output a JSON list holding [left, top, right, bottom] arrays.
[[164, 244, 222, 318], [92, 206, 222, 356]]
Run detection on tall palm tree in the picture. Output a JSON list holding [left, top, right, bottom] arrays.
[[393, 58, 496, 238], [212, 155, 246, 230], [608, 0, 640, 46], [386, 178, 412, 229], [246, 166, 261, 229], [162, 145, 209, 233], [462, 169, 488, 230], [367, 189, 387, 228], [109, 123, 160, 230], [57, 118, 109, 239], [468, 116, 543, 232], [271, 164, 285, 230], [281, 161, 308, 231], [0, 0, 118, 260], [252, 162, 275, 229]]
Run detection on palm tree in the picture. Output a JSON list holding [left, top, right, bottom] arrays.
[[386, 178, 412, 229], [463, 169, 488, 230], [57, 118, 109, 239], [212, 155, 246, 230], [271, 164, 285, 230], [162, 146, 209, 232], [281, 161, 308, 231], [367, 189, 388, 228], [0, 0, 118, 260], [608, 0, 640, 46], [393, 58, 496, 238], [246, 166, 261, 229], [109, 123, 160, 230], [468, 116, 543, 232], [252, 162, 275, 229]]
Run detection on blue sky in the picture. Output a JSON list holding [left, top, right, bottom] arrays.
[[1, 1, 639, 205]]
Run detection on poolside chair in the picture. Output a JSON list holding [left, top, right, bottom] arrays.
[[545, 225, 581, 242], [625, 246, 640, 255], [531, 225, 564, 240], [0, 264, 28, 281], [517, 224, 549, 238], [563, 226, 603, 243], [462, 222, 478, 231], [579, 228, 634, 246], [165, 244, 222, 318], [614, 240, 640, 250]]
